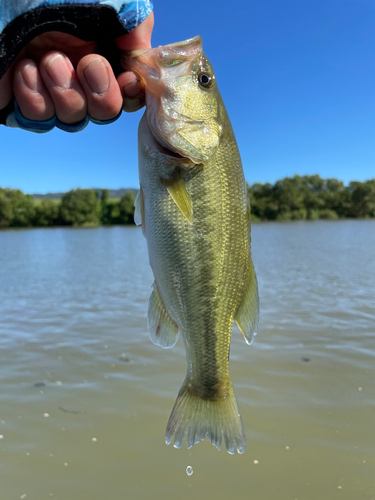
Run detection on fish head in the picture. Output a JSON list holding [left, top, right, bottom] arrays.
[[123, 36, 224, 164]]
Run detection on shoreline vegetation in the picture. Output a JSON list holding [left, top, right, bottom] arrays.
[[0, 175, 374, 228]]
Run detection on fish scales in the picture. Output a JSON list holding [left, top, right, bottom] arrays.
[[127, 36, 259, 454]]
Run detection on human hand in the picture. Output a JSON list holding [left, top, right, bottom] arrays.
[[0, 12, 153, 129]]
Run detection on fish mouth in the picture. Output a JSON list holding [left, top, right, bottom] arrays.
[[155, 141, 185, 159], [124, 37, 209, 164], [139, 113, 194, 165], [154, 137, 195, 165], [146, 97, 206, 164]]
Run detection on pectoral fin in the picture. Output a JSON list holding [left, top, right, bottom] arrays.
[[235, 261, 259, 345], [148, 283, 179, 348], [134, 186, 146, 237], [162, 170, 192, 223]]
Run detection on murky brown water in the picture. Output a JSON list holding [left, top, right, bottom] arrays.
[[0, 221, 374, 500]]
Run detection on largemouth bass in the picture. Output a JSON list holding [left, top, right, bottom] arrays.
[[126, 36, 259, 454]]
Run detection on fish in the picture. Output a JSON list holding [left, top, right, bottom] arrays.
[[125, 36, 259, 454]]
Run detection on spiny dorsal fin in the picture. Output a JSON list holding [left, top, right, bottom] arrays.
[[235, 261, 259, 345], [148, 282, 179, 348], [134, 186, 146, 236], [162, 169, 192, 223]]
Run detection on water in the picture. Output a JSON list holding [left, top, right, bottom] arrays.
[[0, 221, 374, 500]]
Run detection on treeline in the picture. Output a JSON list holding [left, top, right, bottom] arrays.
[[0, 175, 374, 228], [0, 188, 135, 228], [249, 175, 375, 221]]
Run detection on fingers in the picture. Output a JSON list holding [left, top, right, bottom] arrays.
[[117, 12, 154, 112], [118, 74, 145, 113], [13, 59, 55, 121], [11, 52, 122, 124], [1, 12, 155, 125], [39, 52, 86, 123], [76, 54, 122, 120]]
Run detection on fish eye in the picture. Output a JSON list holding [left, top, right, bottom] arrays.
[[198, 72, 214, 88]]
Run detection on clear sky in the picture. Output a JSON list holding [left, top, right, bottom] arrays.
[[1, 0, 375, 194]]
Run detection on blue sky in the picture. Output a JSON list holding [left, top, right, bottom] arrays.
[[1, 0, 375, 194]]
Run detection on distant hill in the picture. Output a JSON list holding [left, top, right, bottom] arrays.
[[32, 188, 139, 200]]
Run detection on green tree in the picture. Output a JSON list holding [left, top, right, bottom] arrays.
[[0, 188, 35, 227], [59, 189, 101, 226], [0, 190, 13, 227], [348, 180, 375, 218], [320, 178, 347, 218], [117, 191, 136, 224], [32, 199, 60, 226], [100, 189, 112, 225], [248, 182, 278, 220]]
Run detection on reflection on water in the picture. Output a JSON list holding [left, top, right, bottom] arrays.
[[0, 221, 374, 499]]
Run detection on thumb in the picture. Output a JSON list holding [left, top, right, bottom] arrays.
[[116, 12, 154, 53]]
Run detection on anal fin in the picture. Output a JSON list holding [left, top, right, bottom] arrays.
[[148, 283, 179, 348], [235, 261, 259, 345]]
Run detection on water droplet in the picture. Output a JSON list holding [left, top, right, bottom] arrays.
[[186, 466, 193, 476]]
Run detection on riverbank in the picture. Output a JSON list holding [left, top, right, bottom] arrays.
[[1, 175, 374, 228]]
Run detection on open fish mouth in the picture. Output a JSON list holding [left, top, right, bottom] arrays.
[[154, 141, 185, 160], [148, 103, 208, 164], [140, 114, 194, 166], [153, 135, 197, 167]]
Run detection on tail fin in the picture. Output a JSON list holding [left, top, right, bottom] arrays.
[[165, 379, 246, 454]]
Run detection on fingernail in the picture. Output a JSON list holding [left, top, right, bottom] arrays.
[[122, 95, 145, 113], [21, 63, 39, 92], [46, 54, 73, 89], [123, 79, 142, 98], [83, 60, 109, 95]]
